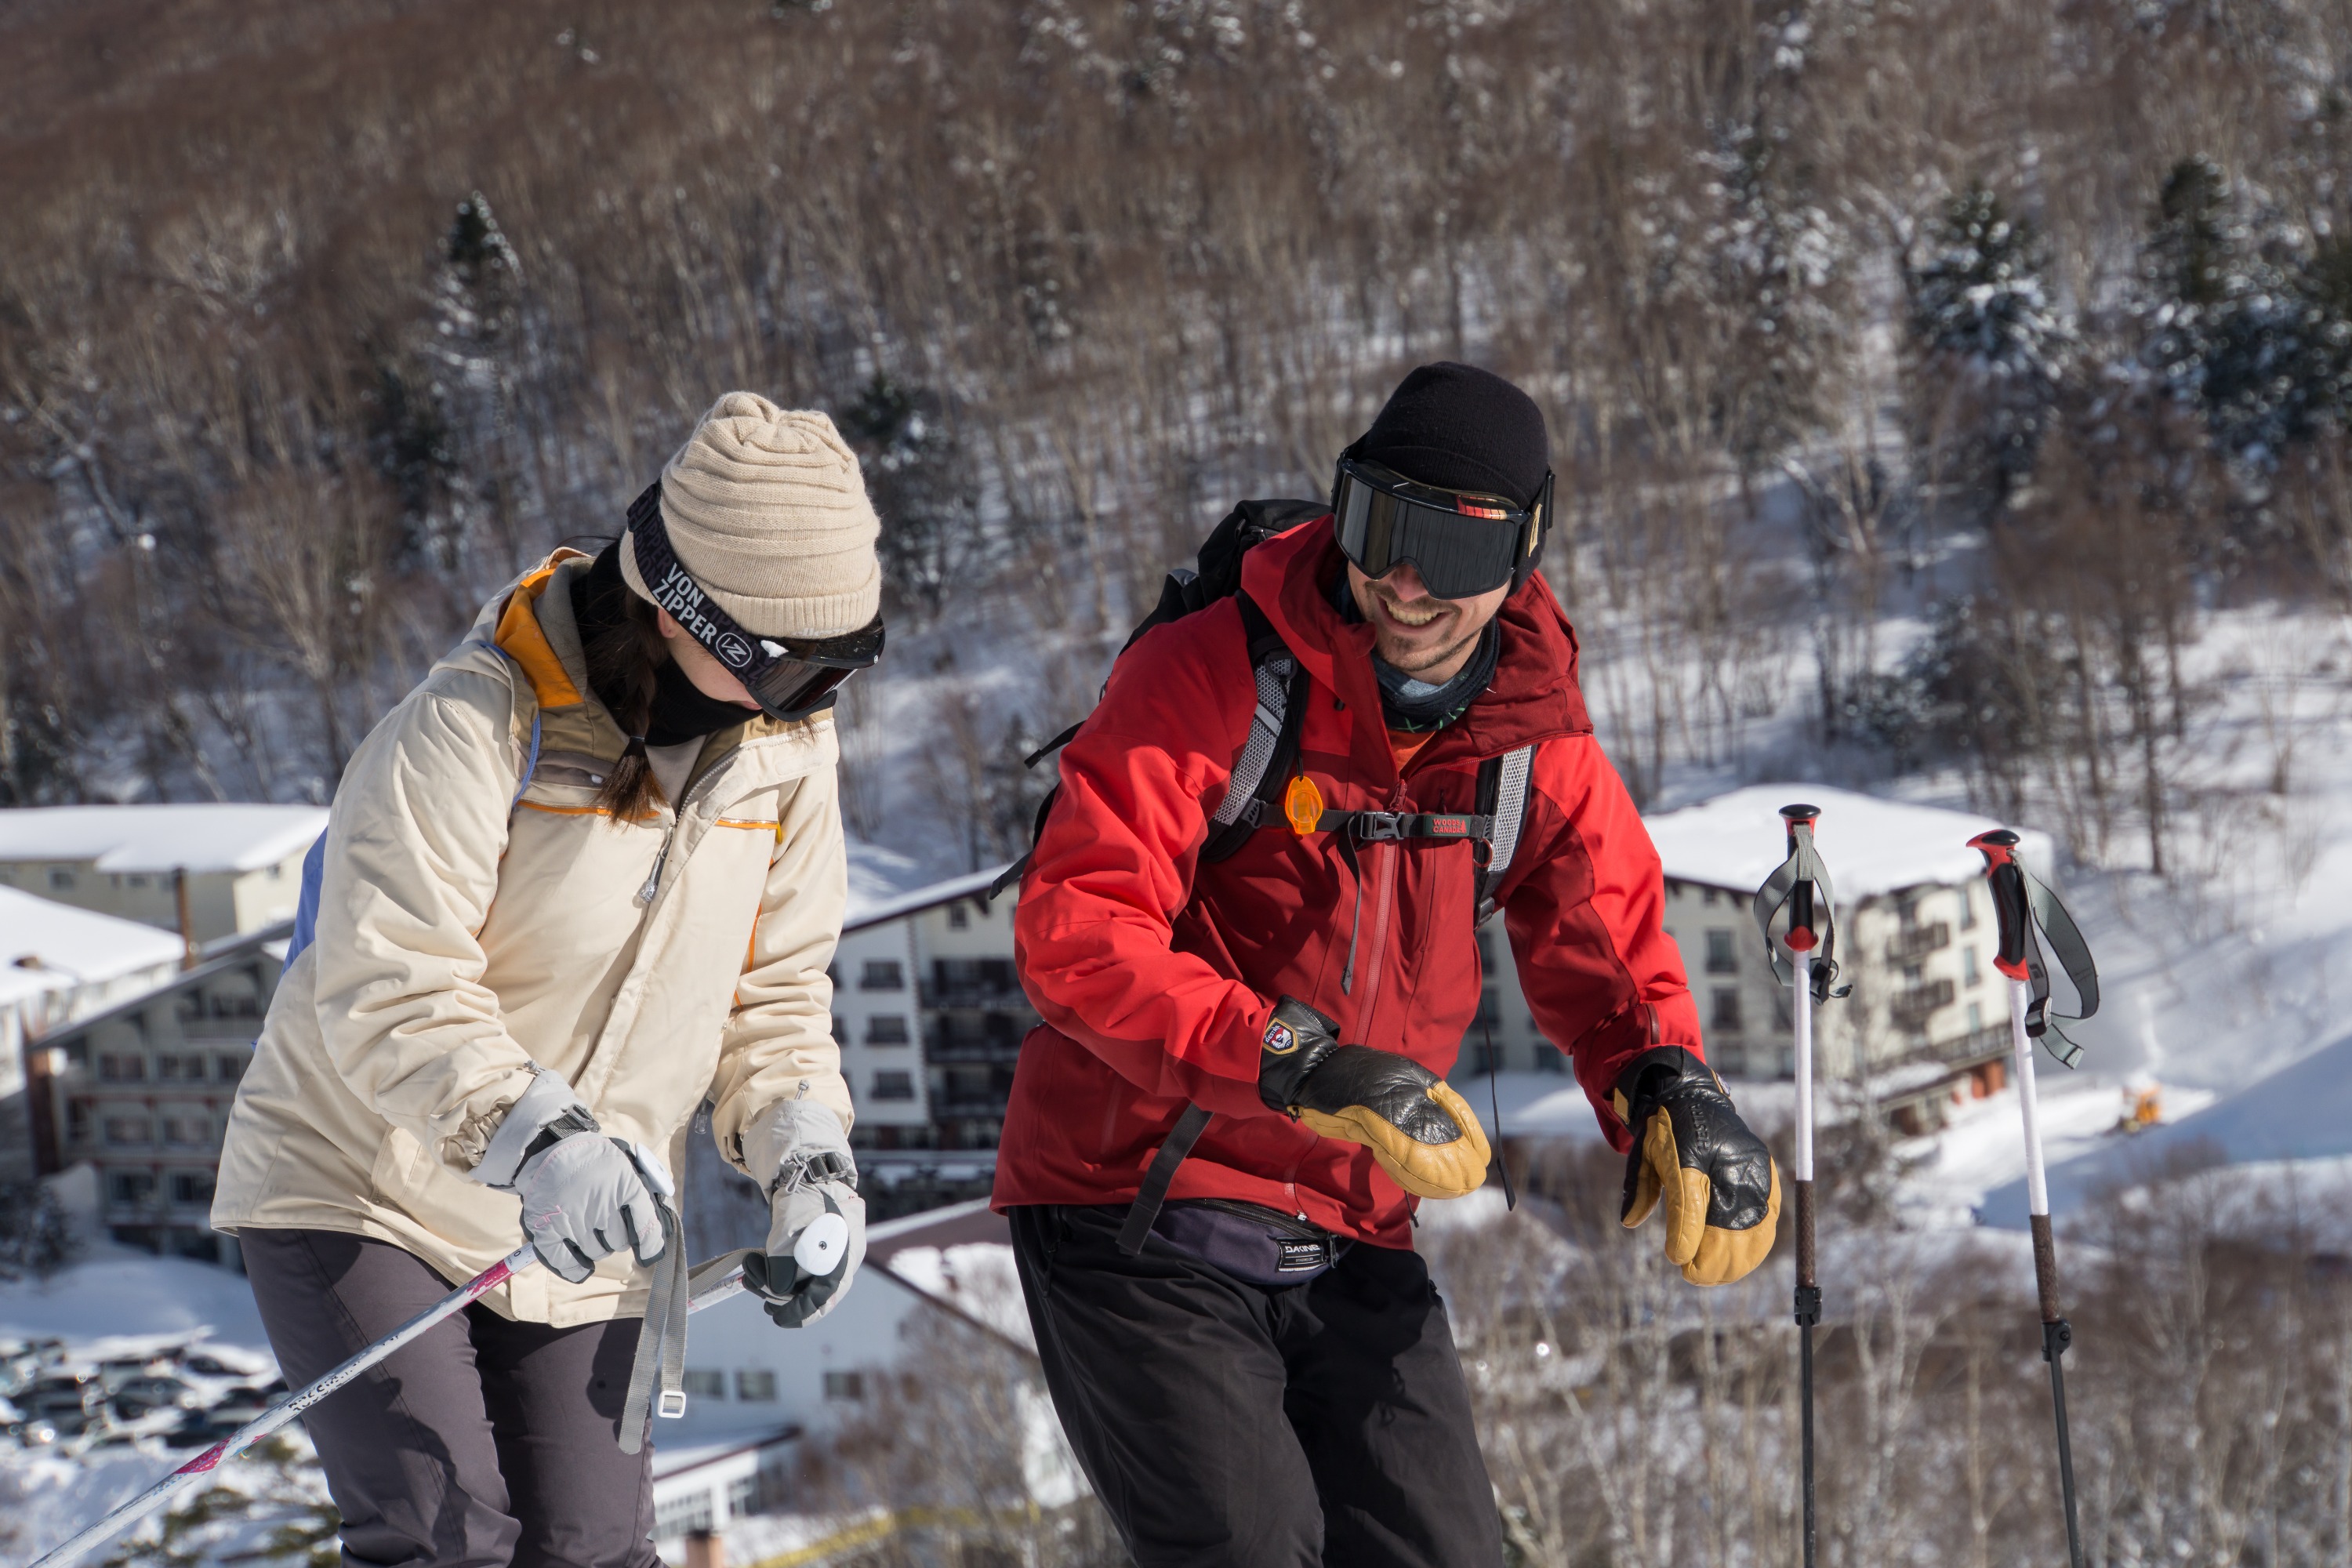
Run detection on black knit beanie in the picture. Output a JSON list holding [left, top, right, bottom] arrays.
[[1346, 362, 1550, 510]]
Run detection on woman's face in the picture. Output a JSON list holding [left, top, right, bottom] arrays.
[[655, 609, 763, 709]]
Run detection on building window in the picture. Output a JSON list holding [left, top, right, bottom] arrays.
[[158, 1054, 207, 1082], [216, 1054, 246, 1082], [1711, 989, 1743, 1033], [169, 1172, 216, 1205], [728, 1475, 760, 1519], [1705, 930, 1737, 975], [1475, 931, 1497, 972], [162, 1116, 210, 1148], [858, 960, 905, 992], [655, 1494, 715, 1541], [1702, 886, 1719, 906], [682, 1369, 725, 1399], [1476, 989, 1501, 1027], [1969, 1002, 1984, 1033], [872, 1071, 916, 1101], [108, 1171, 156, 1204], [735, 1369, 779, 1402], [1534, 1044, 1566, 1074], [49, 868, 74, 890], [98, 1054, 147, 1083], [104, 1117, 154, 1147], [66, 1100, 91, 1142], [947, 902, 970, 930], [1963, 946, 1981, 986], [128, 874, 149, 888], [1470, 1042, 1504, 1074], [867, 1015, 911, 1045], [1958, 887, 1977, 930], [823, 1370, 865, 1401]]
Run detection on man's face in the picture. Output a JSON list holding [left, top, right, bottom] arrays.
[[1347, 561, 1511, 681]]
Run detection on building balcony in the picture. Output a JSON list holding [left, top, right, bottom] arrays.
[[1883, 1020, 2011, 1073], [920, 982, 1031, 1011], [1885, 922, 1951, 964], [1886, 978, 1957, 1029], [930, 1097, 1011, 1120], [926, 1037, 1024, 1065]]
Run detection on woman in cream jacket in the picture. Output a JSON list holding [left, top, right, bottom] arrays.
[[214, 394, 883, 1568]]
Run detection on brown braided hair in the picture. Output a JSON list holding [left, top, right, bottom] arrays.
[[575, 564, 670, 822]]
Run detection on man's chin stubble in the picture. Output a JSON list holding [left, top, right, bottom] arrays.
[[1379, 626, 1477, 677]]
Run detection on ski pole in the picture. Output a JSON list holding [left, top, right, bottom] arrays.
[[1969, 829, 2089, 1568], [1751, 804, 1848, 1568], [32, 1247, 757, 1568]]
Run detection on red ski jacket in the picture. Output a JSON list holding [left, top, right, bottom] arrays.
[[992, 517, 1704, 1247]]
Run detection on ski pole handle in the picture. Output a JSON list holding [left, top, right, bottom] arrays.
[[1969, 829, 2031, 982]]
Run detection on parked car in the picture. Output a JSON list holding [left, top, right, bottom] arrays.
[[111, 1375, 201, 1418], [11, 1418, 60, 1448]]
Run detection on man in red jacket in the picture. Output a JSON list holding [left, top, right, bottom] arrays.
[[996, 364, 1780, 1568]]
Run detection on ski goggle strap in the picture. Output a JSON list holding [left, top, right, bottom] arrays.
[[625, 484, 884, 722], [1331, 458, 1549, 600], [1750, 804, 1852, 1005], [1969, 830, 2100, 1068]]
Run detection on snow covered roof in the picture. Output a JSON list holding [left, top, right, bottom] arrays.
[[0, 885, 184, 1005], [0, 804, 327, 875], [844, 864, 1014, 932], [1643, 785, 2056, 902]]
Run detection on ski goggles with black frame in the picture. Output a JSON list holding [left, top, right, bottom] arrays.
[[1330, 456, 1552, 600], [625, 484, 885, 721]]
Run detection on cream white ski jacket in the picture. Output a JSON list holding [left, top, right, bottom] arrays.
[[213, 550, 855, 1325]]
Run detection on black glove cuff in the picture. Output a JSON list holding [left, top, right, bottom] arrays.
[[1613, 1045, 1715, 1130], [1257, 995, 1344, 1112]]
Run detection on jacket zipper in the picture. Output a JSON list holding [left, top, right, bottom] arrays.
[[1189, 1196, 1332, 1240], [636, 755, 739, 906]]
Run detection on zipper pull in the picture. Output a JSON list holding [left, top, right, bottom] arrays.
[[637, 822, 678, 906]]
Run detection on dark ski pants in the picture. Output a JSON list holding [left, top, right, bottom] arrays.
[[1010, 1204, 1501, 1568], [241, 1229, 658, 1568]]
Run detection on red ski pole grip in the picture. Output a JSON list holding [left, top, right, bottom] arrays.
[[1969, 829, 2031, 980]]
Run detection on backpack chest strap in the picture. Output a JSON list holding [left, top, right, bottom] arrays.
[[1309, 808, 1497, 848]]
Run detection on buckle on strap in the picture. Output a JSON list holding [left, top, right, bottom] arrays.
[[1320, 810, 1490, 844]]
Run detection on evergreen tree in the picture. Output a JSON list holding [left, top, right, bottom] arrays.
[[837, 372, 975, 622], [1903, 183, 2072, 516], [2142, 157, 2352, 467]]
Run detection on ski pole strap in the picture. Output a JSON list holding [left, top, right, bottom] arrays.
[[1751, 810, 1850, 1004], [1971, 830, 2100, 1068], [1116, 1103, 1214, 1255], [2020, 868, 2098, 1067], [618, 1200, 690, 1455]]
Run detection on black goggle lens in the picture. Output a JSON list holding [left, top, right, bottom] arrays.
[[745, 616, 885, 720], [1332, 459, 1536, 600]]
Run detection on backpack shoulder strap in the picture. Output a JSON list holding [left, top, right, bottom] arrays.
[[1201, 593, 1309, 864], [1472, 743, 1537, 925]]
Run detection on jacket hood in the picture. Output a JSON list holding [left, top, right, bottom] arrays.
[[1239, 514, 1592, 757]]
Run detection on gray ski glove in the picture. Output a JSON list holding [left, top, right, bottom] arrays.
[[472, 1069, 672, 1285], [739, 1095, 866, 1327]]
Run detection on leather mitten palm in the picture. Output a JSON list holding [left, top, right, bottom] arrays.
[[1613, 1047, 1780, 1286], [1258, 996, 1492, 1200]]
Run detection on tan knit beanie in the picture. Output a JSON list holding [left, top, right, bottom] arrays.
[[619, 392, 882, 638]]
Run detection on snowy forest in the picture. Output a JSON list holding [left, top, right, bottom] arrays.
[[6, 0, 2352, 1564]]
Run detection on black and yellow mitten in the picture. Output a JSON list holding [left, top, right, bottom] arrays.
[[1258, 996, 1492, 1200], [1613, 1047, 1780, 1286]]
